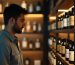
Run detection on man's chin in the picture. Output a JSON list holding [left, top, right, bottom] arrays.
[[15, 30, 22, 34]]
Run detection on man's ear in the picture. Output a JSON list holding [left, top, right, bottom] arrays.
[[9, 17, 15, 26]]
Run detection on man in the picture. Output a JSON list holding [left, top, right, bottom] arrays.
[[0, 4, 27, 65]]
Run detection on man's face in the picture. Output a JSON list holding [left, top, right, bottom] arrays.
[[12, 14, 25, 33]]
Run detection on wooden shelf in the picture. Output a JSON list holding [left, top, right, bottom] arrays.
[[22, 32, 44, 34], [58, 0, 74, 9], [21, 48, 43, 51], [56, 53, 74, 65], [49, 28, 74, 33], [49, 48, 74, 65], [22, 50, 43, 59], [56, 53, 69, 65], [26, 12, 43, 14]]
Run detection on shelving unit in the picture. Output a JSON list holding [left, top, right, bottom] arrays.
[[48, 0, 75, 65], [49, 28, 74, 33]]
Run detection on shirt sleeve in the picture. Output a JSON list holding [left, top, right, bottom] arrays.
[[0, 42, 11, 65]]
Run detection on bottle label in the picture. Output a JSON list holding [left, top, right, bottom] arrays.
[[58, 21, 61, 28], [59, 45, 61, 53], [70, 16, 74, 26], [33, 22, 37, 31], [66, 49, 69, 58], [36, 6, 41, 11], [48, 39, 52, 45], [69, 51, 74, 61], [22, 41, 27, 48], [61, 20, 64, 28], [25, 60, 29, 65], [67, 18, 70, 26], [26, 22, 31, 32], [34, 60, 41, 65], [35, 42, 40, 48], [38, 24, 42, 31], [53, 58, 56, 65], [29, 43, 33, 49], [33, 25, 36, 31], [62, 46, 65, 54], [64, 18, 67, 27]]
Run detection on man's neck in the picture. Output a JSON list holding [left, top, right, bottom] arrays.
[[5, 27, 15, 37]]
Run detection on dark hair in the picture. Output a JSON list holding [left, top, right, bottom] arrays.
[[3, 4, 27, 25]]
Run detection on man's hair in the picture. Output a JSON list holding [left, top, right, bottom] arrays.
[[3, 4, 27, 25]]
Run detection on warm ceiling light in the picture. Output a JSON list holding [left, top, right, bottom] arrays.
[[68, 6, 74, 11], [58, 9, 68, 12], [25, 14, 43, 18], [0, 4, 2, 13], [58, 6, 74, 17], [21, 1, 27, 9], [49, 16, 56, 20], [58, 12, 65, 17]]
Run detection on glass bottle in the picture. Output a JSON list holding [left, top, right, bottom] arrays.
[[61, 39, 66, 57], [26, 21, 31, 32], [24, 58, 30, 65], [38, 23, 42, 32], [35, 1, 41, 13], [28, 3, 33, 13], [63, 13, 68, 29], [35, 38, 41, 49], [32, 21, 37, 32], [22, 37, 28, 48], [29, 38, 33, 49], [69, 40, 74, 64], [65, 39, 69, 61], [69, 7, 74, 28]]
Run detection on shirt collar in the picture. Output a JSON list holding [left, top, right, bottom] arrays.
[[3, 30, 17, 42]]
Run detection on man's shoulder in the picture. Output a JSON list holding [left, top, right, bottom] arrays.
[[0, 31, 10, 47], [0, 31, 4, 41]]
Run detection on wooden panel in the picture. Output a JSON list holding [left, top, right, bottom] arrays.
[[22, 51, 43, 59], [22, 51, 43, 65], [58, 0, 73, 9], [49, 33, 56, 37], [69, 33, 74, 41], [58, 33, 68, 39]]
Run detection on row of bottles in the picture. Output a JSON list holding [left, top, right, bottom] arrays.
[[21, 37, 41, 50], [58, 7, 74, 30], [49, 7, 74, 30], [48, 51, 56, 65], [48, 22, 56, 30], [24, 58, 41, 65], [21, 1, 42, 13], [57, 38, 74, 64], [28, 2, 42, 13], [48, 36, 56, 51], [22, 21, 42, 33], [48, 36, 74, 64]]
